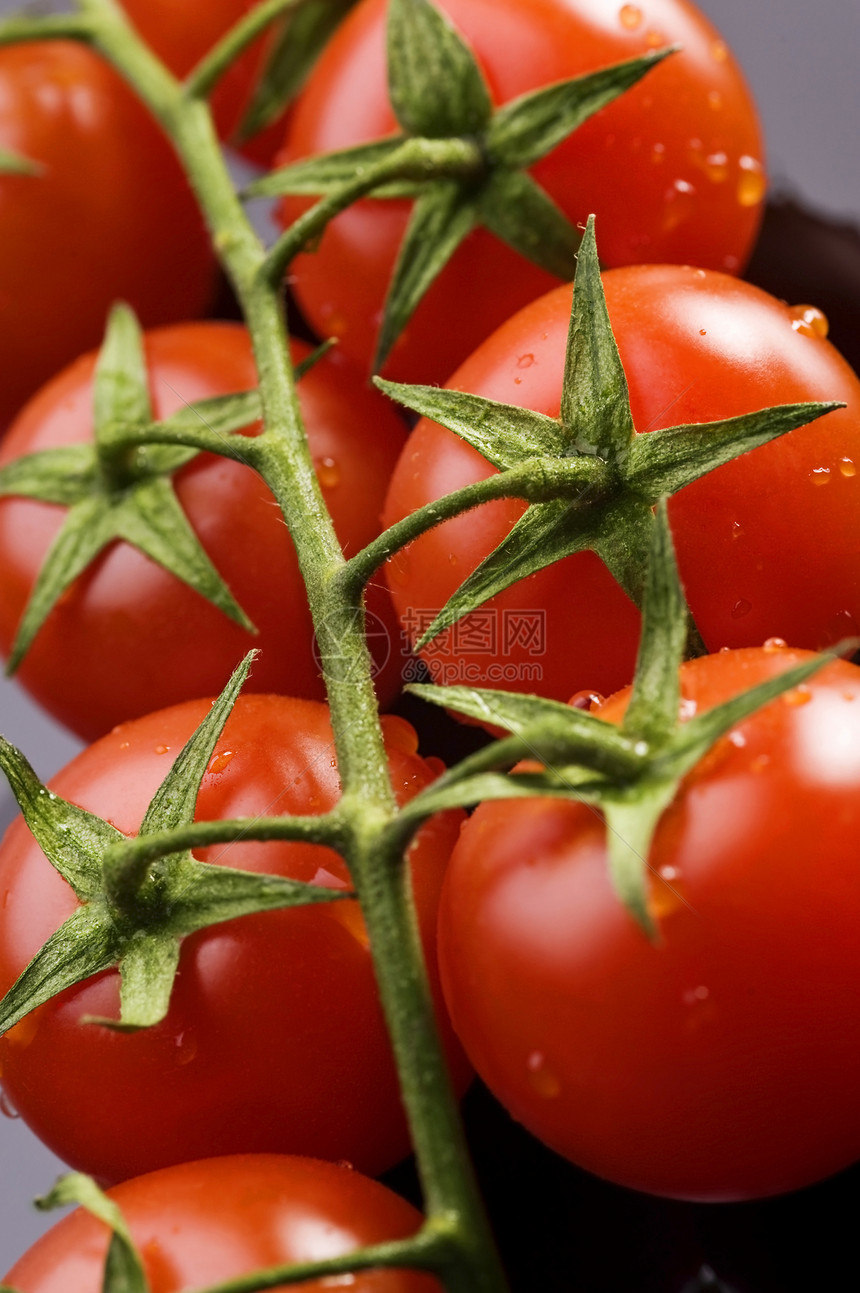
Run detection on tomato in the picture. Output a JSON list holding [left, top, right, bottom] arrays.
[[383, 267, 860, 705], [0, 322, 407, 741], [0, 695, 467, 1182], [279, 0, 765, 386], [117, 0, 290, 165], [0, 42, 214, 429], [3, 1155, 442, 1291], [438, 647, 860, 1201]]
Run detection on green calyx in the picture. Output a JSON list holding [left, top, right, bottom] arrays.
[[402, 503, 848, 933], [0, 303, 270, 675], [251, 0, 676, 369], [0, 654, 351, 1036], [374, 216, 842, 654], [36, 1175, 149, 1293]]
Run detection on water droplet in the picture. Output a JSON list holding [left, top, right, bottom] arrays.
[[651, 865, 685, 919], [634, 740, 649, 756], [683, 984, 711, 1004], [698, 157, 725, 190], [708, 90, 723, 111], [175, 1031, 197, 1066], [569, 689, 603, 712], [663, 179, 696, 231], [330, 758, 337, 768], [646, 28, 664, 47], [513, 376, 522, 385], [783, 686, 812, 707], [651, 142, 666, 165], [728, 730, 746, 748], [722, 253, 740, 273], [737, 155, 765, 206], [751, 754, 770, 774], [0, 1089, 19, 1119], [154, 745, 170, 755], [316, 456, 341, 489], [119, 741, 130, 750], [711, 39, 729, 62], [731, 598, 752, 619], [839, 457, 856, 478], [516, 353, 535, 369], [448, 552, 458, 566], [699, 328, 707, 336], [336, 1160, 354, 1172], [526, 1051, 561, 1098], [678, 696, 697, 719], [619, 3, 643, 30], [809, 467, 831, 486], [790, 304, 829, 339], [207, 750, 234, 776], [763, 637, 788, 652], [694, 268, 707, 280]]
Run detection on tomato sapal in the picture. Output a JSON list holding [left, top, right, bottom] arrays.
[[279, 0, 765, 385], [438, 648, 860, 1201], [0, 695, 467, 1183], [0, 322, 407, 741], [384, 268, 860, 704]]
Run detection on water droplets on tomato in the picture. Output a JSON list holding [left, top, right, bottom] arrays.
[[618, 4, 643, 31], [790, 304, 829, 339], [731, 598, 752, 620], [737, 156, 766, 206], [207, 749, 235, 776], [526, 1051, 561, 1099]]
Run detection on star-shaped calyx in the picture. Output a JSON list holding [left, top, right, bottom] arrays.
[[0, 303, 270, 674], [375, 216, 842, 657], [0, 654, 350, 1036], [397, 504, 847, 933], [251, 0, 676, 369]]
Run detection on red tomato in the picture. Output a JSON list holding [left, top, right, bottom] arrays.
[[279, 0, 765, 385], [0, 322, 407, 741], [383, 268, 860, 705], [0, 696, 467, 1183], [118, 0, 290, 165], [438, 647, 860, 1201], [3, 1155, 441, 1292], [0, 42, 214, 429]]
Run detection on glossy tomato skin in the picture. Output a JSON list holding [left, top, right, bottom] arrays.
[[384, 268, 860, 705], [438, 648, 860, 1202], [3, 1155, 442, 1292], [0, 42, 214, 429], [0, 322, 407, 740], [279, 0, 765, 386], [117, 0, 289, 165], [0, 696, 467, 1183]]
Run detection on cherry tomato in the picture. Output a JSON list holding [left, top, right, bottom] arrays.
[[0, 41, 214, 429], [279, 0, 765, 385], [117, 0, 289, 165], [0, 322, 407, 741], [3, 1155, 441, 1291], [438, 647, 860, 1201], [383, 268, 860, 705], [0, 695, 467, 1183]]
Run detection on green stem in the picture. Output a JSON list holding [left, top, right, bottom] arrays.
[[0, 14, 93, 45], [184, 0, 299, 101], [193, 1229, 453, 1293], [101, 812, 346, 877], [341, 455, 603, 595], [263, 134, 484, 285], [76, 3, 508, 1289]]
